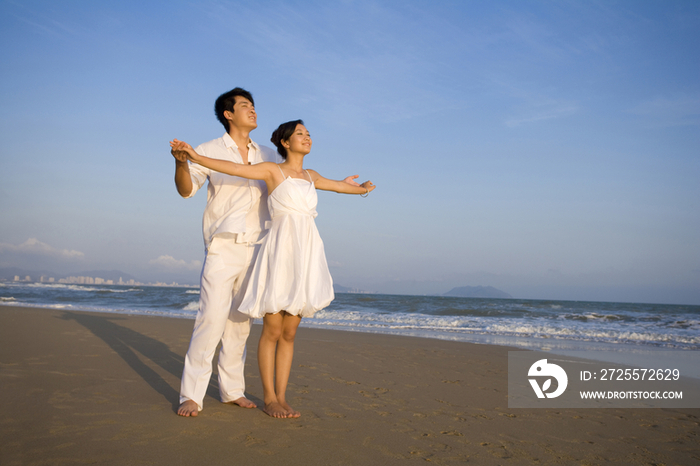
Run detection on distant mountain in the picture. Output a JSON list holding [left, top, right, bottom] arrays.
[[443, 286, 512, 299]]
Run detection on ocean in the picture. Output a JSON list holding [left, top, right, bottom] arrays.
[[2, 281, 698, 351]]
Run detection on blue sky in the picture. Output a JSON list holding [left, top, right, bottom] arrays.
[[1, 0, 698, 304]]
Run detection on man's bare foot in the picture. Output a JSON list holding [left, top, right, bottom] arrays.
[[280, 401, 301, 418], [177, 400, 199, 417], [228, 397, 256, 409], [263, 401, 290, 418]]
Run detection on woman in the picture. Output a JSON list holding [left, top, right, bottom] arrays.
[[170, 120, 375, 418]]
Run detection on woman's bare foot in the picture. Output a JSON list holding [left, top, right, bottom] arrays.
[[229, 397, 256, 409], [177, 399, 199, 417], [279, 401, 301, 418], [263, 401, 290, 418]]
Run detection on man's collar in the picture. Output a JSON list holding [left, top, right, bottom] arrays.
[[223, 132, 258, 150]]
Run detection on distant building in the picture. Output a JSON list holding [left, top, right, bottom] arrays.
[[59, 276, 96, 284]]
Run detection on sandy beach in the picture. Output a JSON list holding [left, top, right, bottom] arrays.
[[1, 306, 698, 465]]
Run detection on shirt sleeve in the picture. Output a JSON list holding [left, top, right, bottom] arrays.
[[182, 145, 211, 198], [259, 144, 284, 163]]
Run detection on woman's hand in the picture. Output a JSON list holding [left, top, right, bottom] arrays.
[[170, 139, 199, 163], [309, 169, 376, 195], [360, 180, 376, 193], [343, 175, 361, 186]]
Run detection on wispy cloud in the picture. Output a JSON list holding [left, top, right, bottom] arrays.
[[197, 0, 462, 124], [505, 102, 579, 127], [149, 255, 202, 271], [6, 1, 79, 40], [493, 75, 579, 127], [0, 238, 84, 259], [629, 94, 700, 127]]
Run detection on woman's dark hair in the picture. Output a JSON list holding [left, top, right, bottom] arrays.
[[270, 119, 304, 159], [214, 88, 255, 131]]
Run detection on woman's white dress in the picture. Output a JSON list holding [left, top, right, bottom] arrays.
[[238, 169, 334, 318]]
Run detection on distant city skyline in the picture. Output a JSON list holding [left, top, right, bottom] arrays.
[[7, 271, 194, 289]]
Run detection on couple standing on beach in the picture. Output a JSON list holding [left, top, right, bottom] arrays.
[[170, 88, 375, 419]]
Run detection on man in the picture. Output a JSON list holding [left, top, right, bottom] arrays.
[[172, 87, 274, 416], [172, 88, 358, 417]]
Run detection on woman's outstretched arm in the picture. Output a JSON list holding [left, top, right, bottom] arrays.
[[308, 169, 376, 195], [170, 139, 275, 181]]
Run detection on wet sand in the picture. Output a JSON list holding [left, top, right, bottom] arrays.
[[1, 306, 698, 465]]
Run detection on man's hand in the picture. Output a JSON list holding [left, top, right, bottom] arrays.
[[170, 139, 198, 163], [171, 139, 194, 197], [171, 145, 188, 163]]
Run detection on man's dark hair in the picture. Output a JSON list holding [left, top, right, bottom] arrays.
[[270, 119, 304, 159], [214, 88, 255, 131]]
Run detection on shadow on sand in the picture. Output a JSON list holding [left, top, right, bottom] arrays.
[[59, 311, 224, 411]]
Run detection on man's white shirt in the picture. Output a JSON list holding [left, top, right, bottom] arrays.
[[184, 133, 279, 248]]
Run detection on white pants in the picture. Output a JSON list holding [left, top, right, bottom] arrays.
[[180, 237, 259, 410]]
